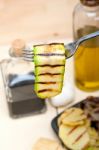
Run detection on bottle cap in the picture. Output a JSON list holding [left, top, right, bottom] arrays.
[[9, 39, 25, 57], [80, 0, 99, 7]]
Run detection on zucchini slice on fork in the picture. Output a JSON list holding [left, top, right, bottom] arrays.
[[34, 43, 66, 99]]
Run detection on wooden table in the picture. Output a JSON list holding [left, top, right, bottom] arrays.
[[0, 0, 78, 45]]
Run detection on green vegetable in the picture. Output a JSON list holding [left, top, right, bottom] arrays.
[[86, 147, 94, 150], [34, 43, 66, 99]]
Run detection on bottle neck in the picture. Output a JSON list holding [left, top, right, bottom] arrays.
[[81, 4, 99, 12]]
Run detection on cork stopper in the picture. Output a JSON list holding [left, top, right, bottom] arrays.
[[10, 39, 25, 57], [80, 0, 99, 7]]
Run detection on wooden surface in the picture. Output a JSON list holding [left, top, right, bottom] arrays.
[[0, 0, 78, 45]]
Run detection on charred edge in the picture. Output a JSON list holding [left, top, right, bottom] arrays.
[[73, 130, 87, 144], [34, 43, 64, 47], [48, 43, 64, 45], [68, 126, 79, 135], [35, 64, 65, 67], [35, 82, 57, 84], [38, 89, 59, 93], [36, 53, 65, 56], [37, 73, 62, 76]]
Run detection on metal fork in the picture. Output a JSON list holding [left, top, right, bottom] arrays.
[[23, 31, 99, 61]]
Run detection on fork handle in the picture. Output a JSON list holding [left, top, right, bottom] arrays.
[[76, 31, 99, 46]]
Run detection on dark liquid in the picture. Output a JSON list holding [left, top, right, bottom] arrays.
[[8, 72, 35, 88], [74, 26, 99, 91], [7, 73, 46, 118]]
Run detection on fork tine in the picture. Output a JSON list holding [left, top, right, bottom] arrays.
[[23, 53, 33, 58], [22, 49, 34, 61], [23, 53, 33, 57], [23, 54, 33, 58], [23, 56, 34, 62], [22, 49, 34, 54]]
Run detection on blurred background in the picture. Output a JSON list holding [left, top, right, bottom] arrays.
[[0, 0, 78, 45]]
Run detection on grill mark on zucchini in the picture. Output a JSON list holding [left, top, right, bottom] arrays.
[[38, 89, 59, 93], [34, 43, 64, 47], [37, 73, 62, 76], [35, 64, 65, 67], [36, 53, 65, 56], [35, 81, 57, 84]]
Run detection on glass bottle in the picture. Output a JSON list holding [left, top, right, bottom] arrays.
[[73, 0, 99, 91], [5, 39, 46, 118], [7, 39, 34, 87]]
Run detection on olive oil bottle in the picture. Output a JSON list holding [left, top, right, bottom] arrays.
[[73, 0, 99, 91]]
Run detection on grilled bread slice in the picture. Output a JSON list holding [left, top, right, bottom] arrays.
[[59, 124, 90, 150], [34, 43, 66, 99]]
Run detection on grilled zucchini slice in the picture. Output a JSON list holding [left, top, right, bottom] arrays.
[[34, 43, 66, 99]]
